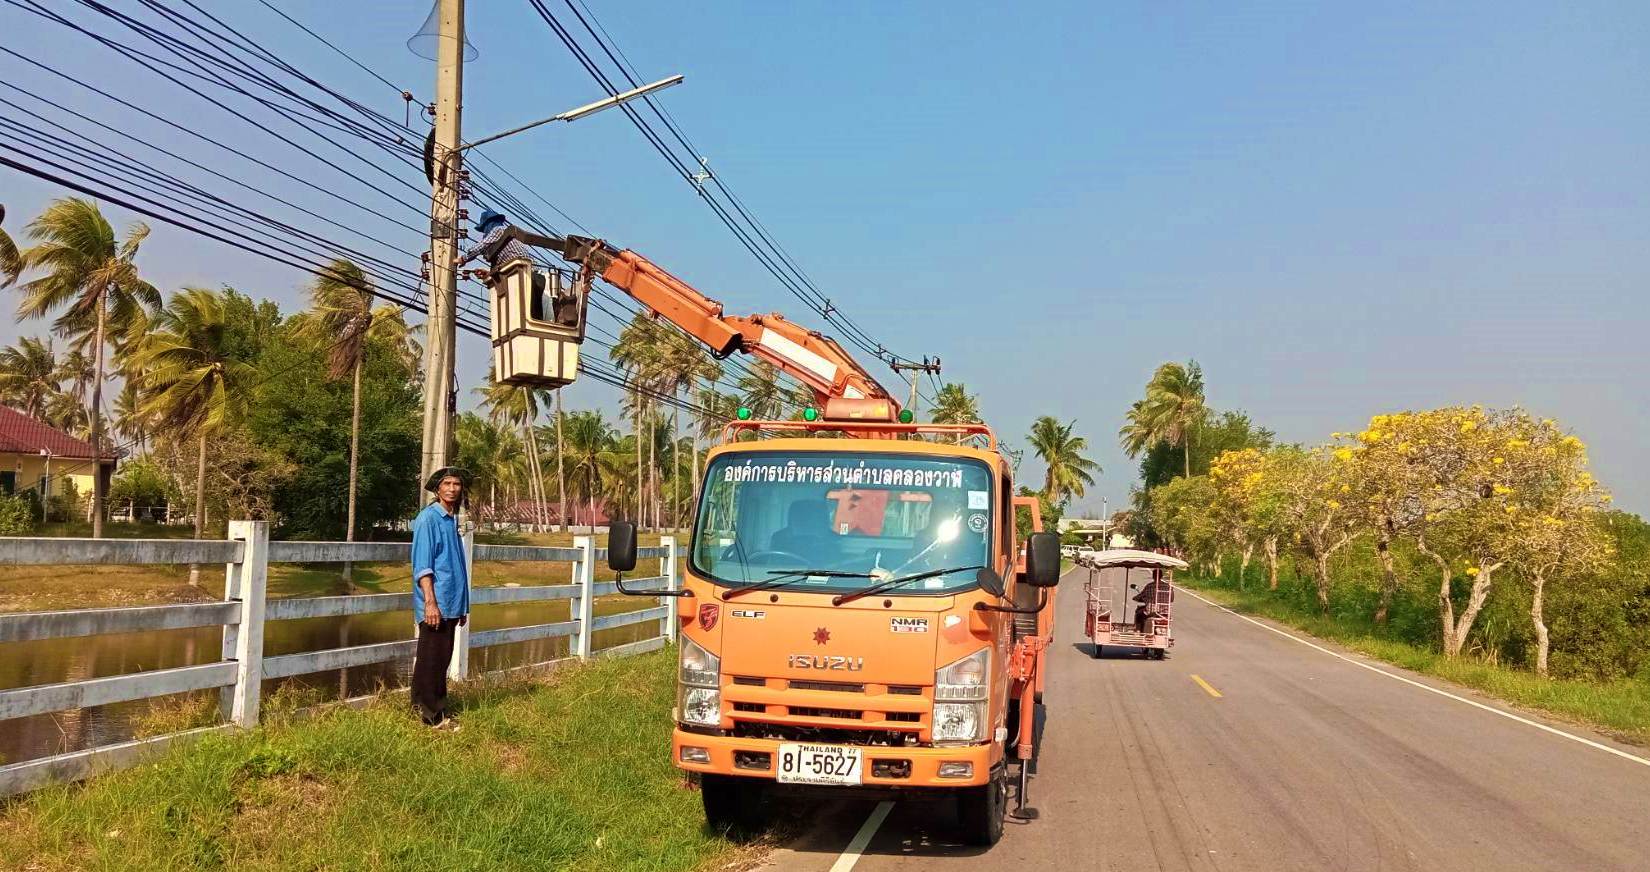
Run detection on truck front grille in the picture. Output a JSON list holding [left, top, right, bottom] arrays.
[[730, 721, 919, 746], [788, 680, 865, 693], [788, 706, 863, 720]]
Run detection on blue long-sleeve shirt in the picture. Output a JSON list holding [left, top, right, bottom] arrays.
[[411, 501, 469, 622]]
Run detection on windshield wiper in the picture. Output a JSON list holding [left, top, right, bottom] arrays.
[[721, 568, 875, 601], [831, 564, 986, 606]]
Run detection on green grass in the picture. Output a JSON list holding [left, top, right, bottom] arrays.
[[0, 650, 765, 872], [1181, 579, 1650, 746]]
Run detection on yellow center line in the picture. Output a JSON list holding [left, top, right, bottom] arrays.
[[1191, 674, 1224, 698]]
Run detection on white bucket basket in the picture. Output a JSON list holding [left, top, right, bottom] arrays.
[[489, 260, 586, 388]]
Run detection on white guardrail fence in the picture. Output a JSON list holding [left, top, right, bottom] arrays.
[[0, 521, 682, 796]]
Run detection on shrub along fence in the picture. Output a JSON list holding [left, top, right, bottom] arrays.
[[0, 521, 681, 796]]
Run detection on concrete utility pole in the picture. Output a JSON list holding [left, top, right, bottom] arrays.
[[889, 356, 941, 416], [419, 0, 465, 498]]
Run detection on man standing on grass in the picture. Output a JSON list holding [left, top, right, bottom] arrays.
[[411, 467, 471, 729]]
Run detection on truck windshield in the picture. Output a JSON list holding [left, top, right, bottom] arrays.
[[692, 451, 995, 594]]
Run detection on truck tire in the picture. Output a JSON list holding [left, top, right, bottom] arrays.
[[701, 773, 766, 838], [956, 768, 1007, 846]]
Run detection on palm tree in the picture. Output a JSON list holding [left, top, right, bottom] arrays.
[[696, 387, 742, 444], [43, 390, 90, 437], [0, 336, 60, 417], [130, 288, 251, 584], [1119, 360, 1207, 478], [455, 412, 515, 524], [478, 377, 551, 531], [737, 360, 786, 421], [0, 205, 20, 285], [1118, 399, 1154, 459], [930, 383, 982, 443], [612, 314, 670, 528], [1028, 416, 1100, 507], [52, 349, 98, 442], [293, 260, 415, 582], [11, 199, 158, 537], [552, 389, 568, 531], [111, 378, 151, 456], [560, 409, 616, 527], [656, 329, 721, 530]]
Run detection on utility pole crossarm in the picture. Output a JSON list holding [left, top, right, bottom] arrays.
[[889, 356, 942, 415]]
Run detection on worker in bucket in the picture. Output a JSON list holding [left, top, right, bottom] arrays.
[[411, 466, 472, 730], [459, 209, 575, 325], [458, 208, 533, 275]]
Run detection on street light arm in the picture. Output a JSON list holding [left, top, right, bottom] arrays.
[[459, 74, 684, 152]]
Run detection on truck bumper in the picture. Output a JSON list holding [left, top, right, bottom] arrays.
[[672, 729, 997, 788]]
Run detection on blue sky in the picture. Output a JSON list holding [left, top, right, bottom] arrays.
[[1, 1, 1646, 516]]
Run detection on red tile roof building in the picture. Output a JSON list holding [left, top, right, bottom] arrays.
[[0, 406, 119, 459]]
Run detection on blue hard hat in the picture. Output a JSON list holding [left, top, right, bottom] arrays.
[[476, 209, 506, 231]]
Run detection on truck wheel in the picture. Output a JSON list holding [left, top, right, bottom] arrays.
[[701, 773, 766, 838], [957, 769, 1006, 846]]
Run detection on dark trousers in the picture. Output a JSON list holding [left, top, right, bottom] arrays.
[[412, 617, 460, 724]]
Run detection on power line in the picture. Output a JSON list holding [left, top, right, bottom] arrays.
[[222, 0, 821, 413], [9, 0, 428, 216], [3, 3, 812, 431], [534, 0, 939, 382]]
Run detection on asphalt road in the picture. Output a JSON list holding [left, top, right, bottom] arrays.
[[766, 567, 1650, 871]]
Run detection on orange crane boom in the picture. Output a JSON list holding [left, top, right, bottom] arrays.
[[558, 236, 899, 411]]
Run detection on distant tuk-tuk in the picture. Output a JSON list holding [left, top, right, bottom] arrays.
[[1078, 549, 1188, 659]]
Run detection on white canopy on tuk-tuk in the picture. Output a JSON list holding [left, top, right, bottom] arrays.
[[1080, 549, 1189, 570]]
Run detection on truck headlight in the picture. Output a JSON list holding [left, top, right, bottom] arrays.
[[935, 648, 988, 701], [933, 702, 984, 743], [678, 637, 721, 727], [680, 636, 720, 687], [933, 648, 989, 743], [680, 686, 721, 727]]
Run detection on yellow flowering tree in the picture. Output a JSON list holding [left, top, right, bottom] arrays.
[[1210, 447, 1289, 589], [1265, 445, 1357, 613], [1146, 474, 1222, 573], [1495, 418, 1613, 676], [1336, 411, 1450, 625]]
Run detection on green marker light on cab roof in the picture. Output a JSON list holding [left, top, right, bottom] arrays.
[[803, 407, 820, 421], [736, 406, 753, 420], [898, 409, 915, 424]]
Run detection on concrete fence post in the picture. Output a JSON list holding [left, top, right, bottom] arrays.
[[661, 535, 679, 644], [227, 520, 268, 728], [449, 528, 474, 681], [218, 528, 243, 721], [573, 534, 595, 658]]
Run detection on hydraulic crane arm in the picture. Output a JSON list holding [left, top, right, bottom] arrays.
[[558, 235, 898, 410]]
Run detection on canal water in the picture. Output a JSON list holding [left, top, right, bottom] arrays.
[[0, 595, 661, 766]]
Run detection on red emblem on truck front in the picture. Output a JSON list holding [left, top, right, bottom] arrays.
[[813, 627, 831, 645], [698, 604, 719, 631]]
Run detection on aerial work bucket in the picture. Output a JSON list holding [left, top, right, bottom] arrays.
[[489, 259, 587, 388]]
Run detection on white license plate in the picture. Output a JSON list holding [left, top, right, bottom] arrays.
[[776, 743, 862, 786]]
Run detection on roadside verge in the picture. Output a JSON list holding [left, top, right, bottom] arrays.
[[0, 649, 768, 871], [1179, 580, 1650, 748]]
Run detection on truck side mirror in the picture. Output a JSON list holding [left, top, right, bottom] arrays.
[[1025, 532, 1061, 588], [607, 522, 637, 572], [975, 566, 1006, 598]]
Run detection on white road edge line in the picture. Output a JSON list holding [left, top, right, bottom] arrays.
[[829, 800, 894, 872], [1182, 588, 1650, 770]]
